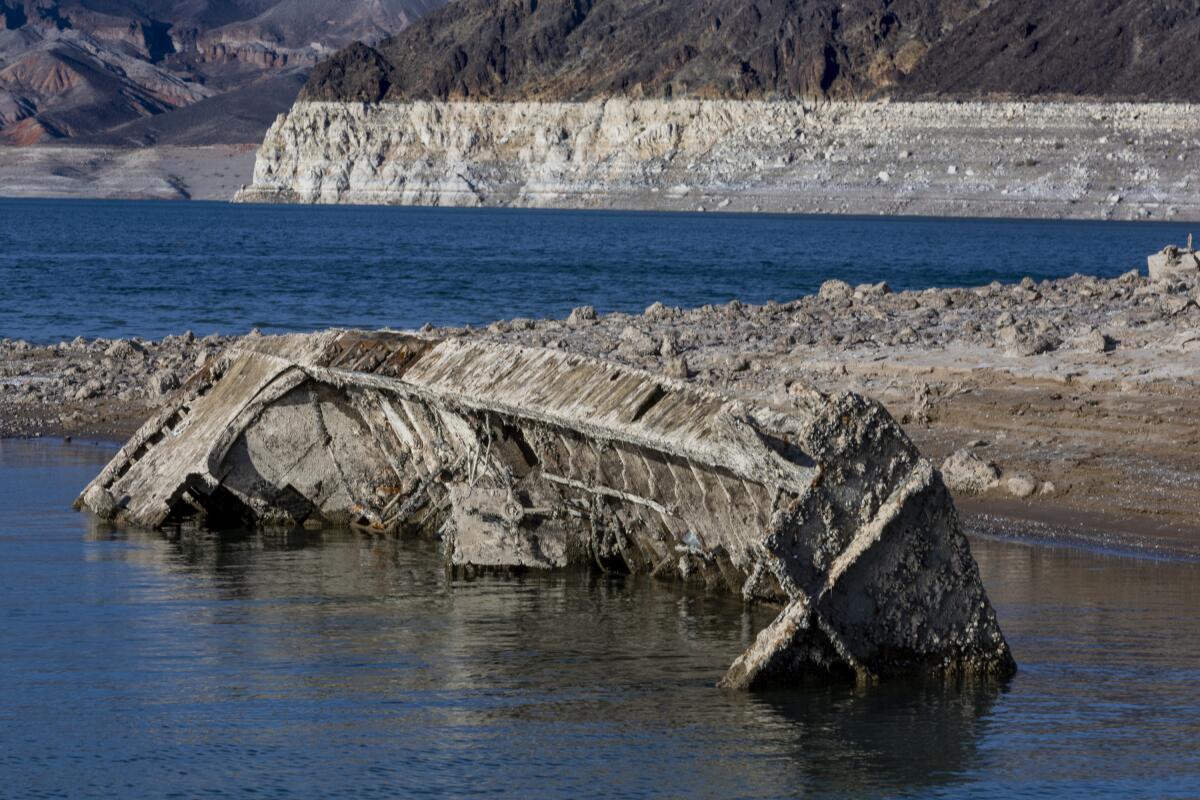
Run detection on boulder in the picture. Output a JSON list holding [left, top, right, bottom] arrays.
[[818, 279, 854, 302], [567, 305, 598, 327], [1005, 473, 1039, 499], [1148, 242, 1200, 281], [149, 370, 181, 396], [940, 449, 1001, 494], [616, 325, 657, 357]]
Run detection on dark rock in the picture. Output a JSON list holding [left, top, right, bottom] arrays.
[[303, 0, 1200, 105]]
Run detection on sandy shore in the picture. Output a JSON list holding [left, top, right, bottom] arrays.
[[4, 269, 1199, 557], [0, 145, 256, 201]]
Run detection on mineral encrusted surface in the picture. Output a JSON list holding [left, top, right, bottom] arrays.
[[234, 99, 1200, 220], [77, 329, 1015, 688]]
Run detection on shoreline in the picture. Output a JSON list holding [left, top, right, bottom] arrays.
[[9, 432, 1196, 564], [5, 268, 1200, 558], [0, 144, 256, 202]]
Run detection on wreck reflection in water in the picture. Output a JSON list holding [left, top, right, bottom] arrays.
[[3, 439, 1199, 798]]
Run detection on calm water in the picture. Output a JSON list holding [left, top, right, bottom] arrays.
[[1, 199, 1197, 343], [1, 438, 1198, 798]]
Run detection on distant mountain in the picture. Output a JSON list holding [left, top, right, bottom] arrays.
[[0, 0, 446, 145], [302, 0, 1200, 104]]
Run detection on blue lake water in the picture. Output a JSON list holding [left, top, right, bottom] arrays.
[[1, 438, 1198, 798], [1, 198, 1196, 343], [3, 200, 1200, 797]]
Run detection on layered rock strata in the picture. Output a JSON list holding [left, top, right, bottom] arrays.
[[234, 99, 1200, 220], [76, 329, 1015, 689]]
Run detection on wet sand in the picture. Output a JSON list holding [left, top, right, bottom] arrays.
[[4, 269, 1199, 556]]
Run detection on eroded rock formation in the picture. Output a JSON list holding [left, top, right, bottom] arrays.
[[77, 329, 1015, 688], [1149, 239, 1200, 282], [234, 98, 1200, 221]]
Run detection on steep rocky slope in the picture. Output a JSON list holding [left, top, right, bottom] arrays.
[[303, 0, 1200, 103], [898, 0, 1200, 101], [243, 0, 1200, 214], [0, 0, 445, 144], [236, 99, 1200, 221]]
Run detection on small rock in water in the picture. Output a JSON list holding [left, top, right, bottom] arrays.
[[940, 449, 1001, 494], [82, 485, 119, 521]]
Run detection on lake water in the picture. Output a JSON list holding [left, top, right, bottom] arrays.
[[1, 198, 1197, 343], [2, 437, 1198, 799]]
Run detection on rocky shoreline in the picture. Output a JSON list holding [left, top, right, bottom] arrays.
[[5, 266, 1200, 556]]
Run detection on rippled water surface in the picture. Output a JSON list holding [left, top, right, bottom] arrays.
[[1, 438, 1198, 798], [2, 199, 1197, 343]]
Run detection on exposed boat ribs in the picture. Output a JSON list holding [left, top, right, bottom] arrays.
[[77, 330, 1015, 688]]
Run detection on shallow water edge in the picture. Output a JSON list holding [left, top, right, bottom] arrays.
[[2, 436, 1198, 798]]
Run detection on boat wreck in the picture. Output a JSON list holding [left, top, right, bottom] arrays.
[[77, 330, 1015, 688]]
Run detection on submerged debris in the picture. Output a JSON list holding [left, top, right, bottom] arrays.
[[77, 330, 1014, 688]]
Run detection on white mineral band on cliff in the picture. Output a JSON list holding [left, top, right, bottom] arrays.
[[235, 99, 1200, 220]]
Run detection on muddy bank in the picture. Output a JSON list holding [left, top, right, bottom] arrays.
[[4, 267, 1200, 555]]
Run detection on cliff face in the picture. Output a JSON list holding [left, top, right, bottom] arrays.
[[235, 99, 1200, 221], [303, 0, 1200, 104], [244, 0, 1200, 215], [302, 0, 987, 103]]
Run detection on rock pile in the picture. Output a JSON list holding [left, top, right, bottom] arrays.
[[0, 332, 235, 438]]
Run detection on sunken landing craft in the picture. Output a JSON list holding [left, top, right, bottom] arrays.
[[77, 330, 1015, 689]]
